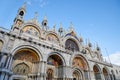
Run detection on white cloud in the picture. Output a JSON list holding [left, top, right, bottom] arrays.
[[26, 1, 32, 5], [39, 0, 48, 8], [25, 0, 48, 7], [104, 51, 120, 65]]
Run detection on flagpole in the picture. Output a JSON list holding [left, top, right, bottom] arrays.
[[105, 48, 112, 65]]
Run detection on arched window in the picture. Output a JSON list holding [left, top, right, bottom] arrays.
[[0, 40, 3, 51], [65, 39, 79, 51]]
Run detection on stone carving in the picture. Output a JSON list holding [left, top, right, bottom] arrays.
[[13, 63, 30, 75]]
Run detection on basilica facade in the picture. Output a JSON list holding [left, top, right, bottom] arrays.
[[0, 4, 120, 80]]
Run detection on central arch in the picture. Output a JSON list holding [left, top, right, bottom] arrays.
[[71, 54, 89, 80]]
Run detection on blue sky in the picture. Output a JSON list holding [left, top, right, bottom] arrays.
[[0, 0, 120, 65]]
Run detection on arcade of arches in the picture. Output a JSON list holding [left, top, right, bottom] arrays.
[[0, 39, 118, 80], [3, 47, 115, 80]]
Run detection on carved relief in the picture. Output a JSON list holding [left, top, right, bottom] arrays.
[[13, 63, 30, 75], [46, 69, 53, 80]]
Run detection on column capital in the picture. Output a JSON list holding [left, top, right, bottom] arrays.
[[40, 61, 47, 63]]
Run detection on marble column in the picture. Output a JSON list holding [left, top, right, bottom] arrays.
[[40, 61, 47, 80], [4, 74, 9, 80], [101, 72, 105, 80], [0, 72, 5, 80], [5, 54, 12, 69], [0, 53, 4, 67], [64, 66, 73, 80], [7, 54, 13, 70]]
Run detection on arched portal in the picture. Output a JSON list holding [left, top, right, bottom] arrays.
[[72, 56, 88, 80], [93, 65, 102, 80], [73, 69, 83, 80], [12, 48, 40, 79], [103, 68, 110, 80], [47, 53, 64, 80]]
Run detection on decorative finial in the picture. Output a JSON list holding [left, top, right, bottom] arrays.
[[60, 23, 62, 28], [79, 34, 83, 42], [69, 22, 74, 32], [87, 39, 92, 47], [63, 29, 66, 36], [43, 15, 47, 20], [42, 15, 48, 27], [96, 42, 100, 51], [58, 23, 63, 36], [34, 12, 38, 19], [22, 2, 27, 8], [53, 23, 56, 31]]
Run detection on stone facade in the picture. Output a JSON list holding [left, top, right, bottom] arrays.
[[0, 4, 120, 80]]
